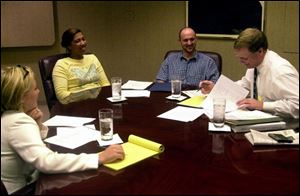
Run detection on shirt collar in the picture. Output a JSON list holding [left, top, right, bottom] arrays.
[[180, 51, 198, 61]]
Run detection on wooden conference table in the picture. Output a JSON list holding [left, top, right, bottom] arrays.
[[36, 86, 299, 195]]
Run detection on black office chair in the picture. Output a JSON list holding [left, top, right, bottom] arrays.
[[164, 50, 222, 74], [1, 180, 8, 195], [38, 53, 69, 110]]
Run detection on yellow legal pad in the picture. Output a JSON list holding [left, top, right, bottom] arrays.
[[177, 95, 206, 108], [103, 134, 165, 171]]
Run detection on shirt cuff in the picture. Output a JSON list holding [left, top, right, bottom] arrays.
[[263, 101, 275, 113]]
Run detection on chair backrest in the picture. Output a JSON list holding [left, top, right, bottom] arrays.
[[1, 180, 8, 195], [38, 53, 69, 110], [164, 50, 222, 74]]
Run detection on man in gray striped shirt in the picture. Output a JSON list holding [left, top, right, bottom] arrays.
[[156, 27, 220, 88]]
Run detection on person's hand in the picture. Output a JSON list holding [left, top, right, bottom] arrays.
[[236, 98, 263, 110], [98, 144, 125, 164], [199, 80, 214, 94], [26, 107, 44, 124]]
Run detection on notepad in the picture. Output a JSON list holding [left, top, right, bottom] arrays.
[[177, 96, 206, 108], [103, 135, 164, 171]]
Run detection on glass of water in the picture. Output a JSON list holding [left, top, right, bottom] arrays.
[[98, 108, 114, 141]]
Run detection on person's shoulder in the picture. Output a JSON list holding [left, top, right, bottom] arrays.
[[165, 51, 182, 61], [196, 52, 216, 64], [2, 111, 32, 126], [84, 53, 97, 58]]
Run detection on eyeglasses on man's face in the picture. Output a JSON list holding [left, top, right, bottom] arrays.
[[17, 64, 29, 79]]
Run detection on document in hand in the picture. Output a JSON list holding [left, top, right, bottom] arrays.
[[202, 74, 249, 113], [104, 135, 165, 171], [245, 129, 299, 146]]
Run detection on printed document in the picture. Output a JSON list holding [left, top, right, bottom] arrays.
[[202, 74, 249, 113]]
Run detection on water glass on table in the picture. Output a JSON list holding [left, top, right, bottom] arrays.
[[98, 108, 114, 141], [171, 79, 182, 98], [111, 77, 122, 100], [213, 98, 226, 128]]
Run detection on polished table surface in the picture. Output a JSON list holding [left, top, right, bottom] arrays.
[[37, 86, 299, 195]]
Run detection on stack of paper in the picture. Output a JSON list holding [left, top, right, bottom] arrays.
[[225, 110, 286, 133], [245, 129, 299, 146]]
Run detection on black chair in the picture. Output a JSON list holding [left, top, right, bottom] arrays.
[[1, 180, 8, 195], [38, 53, 69, 110], [164, 50, 222, 74]]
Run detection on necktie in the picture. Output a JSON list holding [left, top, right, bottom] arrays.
[[253, 68, 258, 100]]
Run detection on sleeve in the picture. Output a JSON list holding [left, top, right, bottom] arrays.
[[94, 55, 110, 87], [52, 59, 72, 104], [205, 59, 220, 83], [263, 73, 299, 118], [156, 58, 169, 82], [8, 115, 99, 173], [235, 69, 252, 97]]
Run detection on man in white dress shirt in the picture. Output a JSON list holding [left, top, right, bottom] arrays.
[[199, 28, 299, 119]]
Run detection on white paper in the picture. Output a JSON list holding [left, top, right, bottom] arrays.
[[208, 122, 231, 132], [166, 95, 187, 101], [44, 126, 100, 149], [122, 90, 150, 97], [157, 106, 204, 122], [106, 96, 127, 102], [202, 74, 249, 113], [121, 80, 153, 90], [182, 90, 207, 98], [225, 109, 277, 120], [97, 134, 124, 147], [43, 115, 95, 127]]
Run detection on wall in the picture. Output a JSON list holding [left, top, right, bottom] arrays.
[[1, 1, 298, 106]]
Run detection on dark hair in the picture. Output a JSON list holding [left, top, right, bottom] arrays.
[[61, 28, 82, 49], [234, 28, 268, 53]]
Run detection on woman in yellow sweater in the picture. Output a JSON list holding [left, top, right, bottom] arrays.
[[53, 28, 110, 104]]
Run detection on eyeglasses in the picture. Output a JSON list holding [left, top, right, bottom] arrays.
[[17, 64, 29, 79]]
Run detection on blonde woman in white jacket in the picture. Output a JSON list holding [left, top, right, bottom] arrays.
[[1, 65, 124, 194]]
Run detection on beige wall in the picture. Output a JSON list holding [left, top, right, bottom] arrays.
[[1, 1, 299, 105]]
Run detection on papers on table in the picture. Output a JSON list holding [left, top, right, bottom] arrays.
[[225, 109, 278, 120], [122, 90, 150, 97], [182, 90, 206, 98], [43, 115, 95, 127], [202, 74, 249, 113], [44, 126, 100, 149], [157, 106, 204, 122], [245, 129, 299, 146], [121, 80, 153, 90]]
